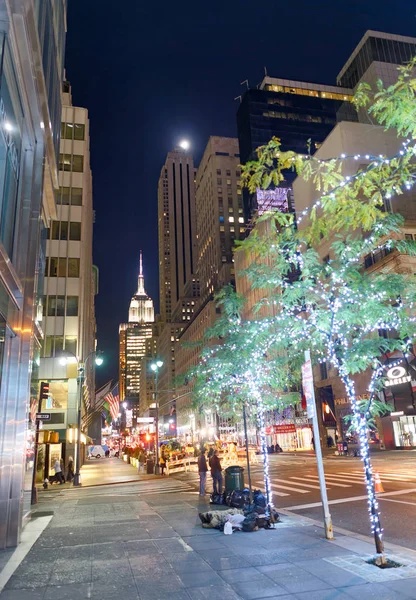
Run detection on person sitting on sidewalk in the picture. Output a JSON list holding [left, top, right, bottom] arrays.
[[209, 450, 222, 495], [197, 449, 208, 496]]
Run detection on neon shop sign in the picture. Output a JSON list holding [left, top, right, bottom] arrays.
[[385, 365, 411, 387]]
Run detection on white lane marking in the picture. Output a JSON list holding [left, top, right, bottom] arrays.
[[290, 476, 350, 488], [336, 471, 414, 482], [321, 475, 366, 483], [270, 483, 309, 494], [271, 477, 322, 490], [287, 487, 416, 510], [348, 471, 416, 479], [379, 498, 416, 506], [252, 481, 289, 497]]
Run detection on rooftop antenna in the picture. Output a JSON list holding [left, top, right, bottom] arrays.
[[240, 79, 249, 89], [139, 250, 143, 277], [264, 66, 268, 76]]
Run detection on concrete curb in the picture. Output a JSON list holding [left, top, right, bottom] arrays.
[[278, 506, 416, 560]]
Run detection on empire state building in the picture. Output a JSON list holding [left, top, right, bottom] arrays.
[[119, 252, 155, 410]]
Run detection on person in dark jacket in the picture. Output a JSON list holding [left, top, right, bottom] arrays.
[[209, 450, 222, 495], [66, 456, 74, 482], [198, 449, 208, 496]]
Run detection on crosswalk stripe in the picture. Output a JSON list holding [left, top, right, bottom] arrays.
[[290, 476, 350, 489], [337, 472, 413, 482], [271, 477, 322, 490], [268, 482, 309, 494], [252, 481, 289, 497], [301, 473, 360, 484]]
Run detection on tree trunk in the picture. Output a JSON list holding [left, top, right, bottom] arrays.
[[342, 374, 385, 558], [248, 377, 273, 508]]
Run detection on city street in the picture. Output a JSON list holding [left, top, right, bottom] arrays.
[[171, 451, 416, 550], [1, 456, 416, 600]]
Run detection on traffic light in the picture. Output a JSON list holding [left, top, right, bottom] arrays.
[[40, 382, 50, 401]]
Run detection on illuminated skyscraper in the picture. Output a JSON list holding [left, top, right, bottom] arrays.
[[119, 252, 154, 423]]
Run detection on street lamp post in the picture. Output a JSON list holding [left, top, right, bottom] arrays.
[[150, 360, 163, 475], [60, 350, 103, 486]]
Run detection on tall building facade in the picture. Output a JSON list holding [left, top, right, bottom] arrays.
[[174, 138, 245, 434], [38, 82, 96, 481], [158, 146, 198, 322], [157, 146, 199, 426], [119, 253, 155, 424], [237, 78, 354, 219], [0, 0, 67, 549]]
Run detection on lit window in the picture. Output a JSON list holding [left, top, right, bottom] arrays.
[[238, 217, 244, 223], [230, 226, 235, 232], [229, 216, 234, 223]]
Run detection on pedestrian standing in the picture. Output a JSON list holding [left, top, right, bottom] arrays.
[[53, 458, 64, 484], [138, 449, 146, 473], [197, 449, 208, 496], [209, 449, 222, 495], [159, 452, 167, 476], [66, 456, 74, 482], [60, 458, 66, 482]]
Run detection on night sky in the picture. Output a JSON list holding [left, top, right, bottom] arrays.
[[64, 0, 415, 386]]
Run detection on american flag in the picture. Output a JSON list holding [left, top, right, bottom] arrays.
[[105, 383, 120, 421]]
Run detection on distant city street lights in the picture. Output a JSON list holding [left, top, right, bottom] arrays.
[[150, 360, 163, 474], [60, 350, 104, 486]]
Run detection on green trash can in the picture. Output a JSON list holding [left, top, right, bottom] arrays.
[[146, 459, 154, 474], [225, 465, 244, 492]]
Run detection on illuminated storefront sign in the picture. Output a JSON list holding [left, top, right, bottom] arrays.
[[385, 365, 411, 387]]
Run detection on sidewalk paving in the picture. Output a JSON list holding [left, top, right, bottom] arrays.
[[2, 464, 416, 599]]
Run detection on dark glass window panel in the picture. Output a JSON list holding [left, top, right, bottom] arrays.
[[56, 295, 65, 316], [47, 295, 56, 316], [58, 257, 66, 277], [68, 258, 79, 277], [44, 336, 53, 357], [73, 124, 85, 140], [54, 336, 64, 355], [51, 221, 60, 239], [65, 336, 77, 355], [69, 222, 81, 240], [72, 155, 83, 172], [44, 257, 49, 276], [60, 221, 68, 240], [66, 296, 78, 316], [49, 257, 58, 276], [71, 187, 82, 206], [58, 186, 70, 205]]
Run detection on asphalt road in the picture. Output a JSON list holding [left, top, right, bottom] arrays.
[[171, 451, 416, 550]]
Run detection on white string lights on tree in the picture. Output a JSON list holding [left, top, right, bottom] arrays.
[[295, 141, 416, 226]]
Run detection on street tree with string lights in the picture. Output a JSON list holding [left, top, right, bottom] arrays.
[[188, 286, 301, 510], [236, 58, 416, 560]]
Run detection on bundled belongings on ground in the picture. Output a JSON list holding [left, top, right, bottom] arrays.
[[199, 508, 244, 531], [201, 488, 280, 533]]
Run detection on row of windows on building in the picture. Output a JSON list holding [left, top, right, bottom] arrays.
[[60, 122, 85, 141], [43, 335, 77, 358], [263, 111, 335, 124], [216, 169, 241, 177], [45, 257, 80, 277], [56, 186, 83, 205], [48, 221, 81, 240], [264, 84, 352, 101], [59, 153, 84, 172], [43, 295, 78, 317]]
